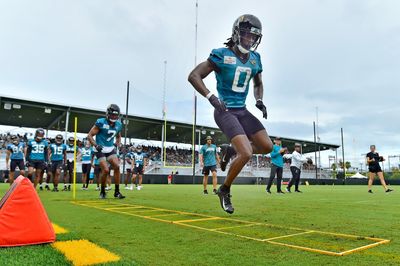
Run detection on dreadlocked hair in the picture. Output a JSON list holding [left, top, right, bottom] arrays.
[[224, 37, 235, 48]]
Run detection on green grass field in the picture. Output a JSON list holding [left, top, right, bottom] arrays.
[[0, 183, 399, 265]]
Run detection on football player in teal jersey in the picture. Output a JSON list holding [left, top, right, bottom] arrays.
[[188, 14, 273, 214], [25, 128, 49, 188], [131, 145, 148, 190], [80, 140, 94, 190], [5, 135, 26, 184], [48, 134, 67, 192], [88, 104, 125, 199], [199, 136, 220, 195], [62, 136, 80, 191], [92, 155, 101, 190]]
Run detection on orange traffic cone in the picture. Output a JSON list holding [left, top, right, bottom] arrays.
[[0, 176, 55, 247]]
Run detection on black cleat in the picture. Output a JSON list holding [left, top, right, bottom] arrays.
[[217, 187, 234, 214], [114, 192, 125, 199], [220, 144, 236, 172], [62, 187, 68, 191], [295, 190, 302, 193], [213, 189, 217, 195], [266, 189, 271, 194], [203, 190, 208, 195], [52, 188, 59, 192], [368, 190, 373, 193], [277, 190, 285, 194], [45, 185, 50, 191], [286, 187, 291, 193], [385, 189, 393, 193], [99, 191, 106, 199]]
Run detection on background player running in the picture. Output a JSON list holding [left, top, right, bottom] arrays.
[[25, 128, 49, 189], [189, 14, 273, 214], [131, 145, 148, 190], [6, 135, 26, 185], [92, 155, 101, 190], [80, 140, 94, 190], [63, 136, 80, 191], [123, 146, 134, 190], [199, 136, 220, 195], [48, 134, 67, 192], [87, 104, 125, 199]]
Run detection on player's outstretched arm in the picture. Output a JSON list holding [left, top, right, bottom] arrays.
[[5, 149, 11, 170], [87, 126, 100, 147], [188, 61, 226, 112], [253, 73, 267, 119], [188, 60, 214, 97]]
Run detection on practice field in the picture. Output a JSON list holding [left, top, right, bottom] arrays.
[[0, 184, 399, 265]]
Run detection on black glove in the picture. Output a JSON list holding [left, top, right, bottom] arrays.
[[95, 144, 103, 152], [208, 95, 227, 112], [255, 100, 268, 119]]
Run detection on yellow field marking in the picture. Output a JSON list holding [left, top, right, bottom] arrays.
[[104, 206, 145, 210], [210, 223, 263, 231], [52, 223, 68, 234], [263, 231, 314, 241], [72, 201, 390, 256], [267, 240, 342, 256], [339, 239, 391, 256], [52, 239, 120, 266], [150, 213, 182, 217], [174, 217, 222, 223]]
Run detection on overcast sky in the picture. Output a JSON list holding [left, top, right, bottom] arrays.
[[1, 0, 399, 168]]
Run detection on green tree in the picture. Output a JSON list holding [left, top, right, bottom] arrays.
[[331, 163, 337, 171], [345, 161, 351, 170]]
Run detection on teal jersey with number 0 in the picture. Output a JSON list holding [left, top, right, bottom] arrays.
[[95, 118, 123, 148], [208, 47, 263, 108]]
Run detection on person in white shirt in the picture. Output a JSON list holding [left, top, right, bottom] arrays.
[[286, 143, 307, 193]]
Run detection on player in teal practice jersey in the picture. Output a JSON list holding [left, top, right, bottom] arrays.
[[88, 104, 125, 199], [80, 140, 94, 190], [6, 135, 26, 184], [131, 145, 148, 190], [26, 128, 49, 188], [199, 136, 220, 195], [92, 155, 101, 190], [48, 134, 67, 191], [189, 15, 273, 214]]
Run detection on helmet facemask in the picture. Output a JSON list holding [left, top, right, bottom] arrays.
[[235, 22, 262, 54], [106, 104, 121, 123], [55, 135, 63, 144]]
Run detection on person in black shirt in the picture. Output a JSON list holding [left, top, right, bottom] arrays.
[[366, 145, 393, 193]]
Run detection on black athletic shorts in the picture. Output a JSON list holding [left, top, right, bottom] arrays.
[[126, 168, 132, 173], [10, 159, 24, 172], [202, 165, 217, 176], [369, 166, 383, 173], [82, 163, 91, 175], [28, 160, 45, 170], [133, 165, 144, 175], [95, 149, 117, 161], [214, 107, 265, 141], [51, 161, 64, 172], [94, 165, 100, 175]]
